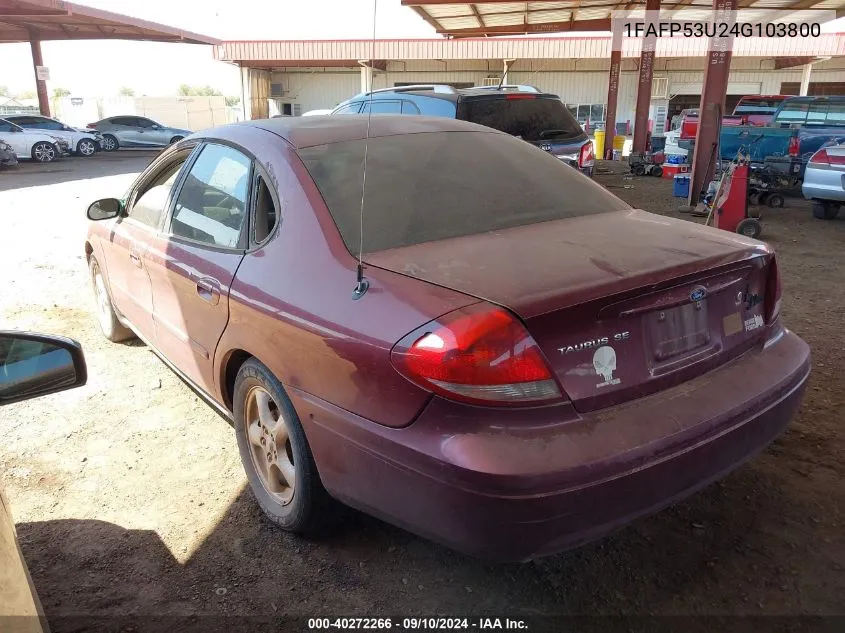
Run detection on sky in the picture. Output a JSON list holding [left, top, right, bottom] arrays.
[[0, 0, 436, 98]]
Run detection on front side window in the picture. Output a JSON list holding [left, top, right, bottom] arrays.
[[128, 150, 192, 228], [170, 144, 251, 248], [135, 118, 158, 129], [0, 120, 16, 132]]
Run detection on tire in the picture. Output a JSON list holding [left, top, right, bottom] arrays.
[[767, 193, 785, 208], [89, 257, 134, 342], [812, 200, 841, 220], [632, 164, 646, 176], [76, 138, 97, 157], [169, 136, 184, 145], [233, 358, 335, 533], [651, 165, 663, 178], [101, 135, 119, 152], [736, 217, 763, 239], [31, 141, 57, 163]]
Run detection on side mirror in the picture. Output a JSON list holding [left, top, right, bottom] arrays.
[[0, 332, 87, 406], [151, 125, 161, 130], [87, 198, 122, 220]]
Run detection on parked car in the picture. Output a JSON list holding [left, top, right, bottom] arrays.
[[1, 330, 89, 633], [331, 84, 595, 176], [86, 116, 191, 151], [0, 118, 67, 163], [4, 114, 101, 157], [84, 115, 810, 562], [0, 140, 17, 169], [731, 95, 790, 126], [803, 144, 845, 220]]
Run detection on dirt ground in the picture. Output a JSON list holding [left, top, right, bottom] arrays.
[[1, 155, 843, 631]]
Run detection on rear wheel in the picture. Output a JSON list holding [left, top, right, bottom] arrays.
[[234, 359, 336, 532], [812, 200, 841, 220], [736, 217, 763, 239], [169, 135, 184, 145], [76, 138, 97, 157], [632, 164, 646, 176], [31, 142, 57, 163], [766, 193, 785, 208], [651, 165, 663, 178], [89, 257, 133, 342], [102, 135, 119, 152]]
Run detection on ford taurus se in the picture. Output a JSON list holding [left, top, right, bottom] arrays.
[[84, 116, 810, 561]]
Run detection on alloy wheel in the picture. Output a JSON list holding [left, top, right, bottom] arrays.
[[103, 136, 116, 151], [244, 386, 296, 505], [33, 142, 55, 162], [79, 139, 96, 156]]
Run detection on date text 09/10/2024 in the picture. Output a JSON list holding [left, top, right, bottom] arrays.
[[307, 618, 529, 630]]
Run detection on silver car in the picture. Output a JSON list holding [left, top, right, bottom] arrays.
[[5, 114, 101, 157], [802, 144, 845, 220], [87, 116, 191, 151]]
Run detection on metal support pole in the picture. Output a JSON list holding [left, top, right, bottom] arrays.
[[604, 29, 623, 159], [240, 65, 250, 120], [800, 63, 813, 96], [632, 0, 660, 153], [360, 64, 373, 93], [29, 31, 50, 117], [687, 0, 737, 206]]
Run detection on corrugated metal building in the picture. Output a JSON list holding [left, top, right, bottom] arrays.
[[215, 36, 845, 126]]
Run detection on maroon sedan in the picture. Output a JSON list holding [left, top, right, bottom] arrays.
[[84, 116, 810, 561]]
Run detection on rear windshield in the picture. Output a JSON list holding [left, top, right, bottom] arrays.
[[457, 96, 584, 142], [734, 99, 783, 115], [298, 130, 628, 255]]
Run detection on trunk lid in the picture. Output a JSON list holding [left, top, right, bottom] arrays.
[[367, 210, 773, 412]]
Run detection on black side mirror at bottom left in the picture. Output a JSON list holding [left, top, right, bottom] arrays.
[[0, 332, 88, 406], [87, 198, 122, 221]]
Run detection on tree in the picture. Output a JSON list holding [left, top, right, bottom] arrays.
[[0, 86, 9, 97], [118, 86, 135, 97], [17, 90, 36, 100], [177, 84, 223, 97], [225, 96, 241, 107], [52, 87, 71, 98]]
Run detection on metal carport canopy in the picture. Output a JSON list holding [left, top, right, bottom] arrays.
[[1, 0, 219, 116], [403, 0, 845, 38]]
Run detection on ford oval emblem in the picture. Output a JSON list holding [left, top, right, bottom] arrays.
[[540, 143, 552, 152], [690, 287, 707, 302]]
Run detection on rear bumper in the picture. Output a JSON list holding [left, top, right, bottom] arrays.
[[802, 167, 845, 202], [294, 330, 810, 561]]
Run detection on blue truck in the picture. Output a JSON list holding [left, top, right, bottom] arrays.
[[717, 96, 845, 179]]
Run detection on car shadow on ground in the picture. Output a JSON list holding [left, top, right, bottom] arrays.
[[0, 151, 160, 193], [15, 462, 787, 633]]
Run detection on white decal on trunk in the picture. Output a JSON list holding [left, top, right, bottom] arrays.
[[593, 346, 621, 388], [744, 314, 764, 332]]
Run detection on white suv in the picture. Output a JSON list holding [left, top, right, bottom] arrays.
[[4, 114, 100, 157], [0, 118, 66, 163]]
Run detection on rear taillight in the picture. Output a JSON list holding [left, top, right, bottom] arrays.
[[788, 135, 800, 157], [505, 94, 536, 100], [390, 304, 563, 406], [764, 255, 782, 325], [809, 149, 829, 164], [578, 142, 595, 169], [86, 123, 96, 129]]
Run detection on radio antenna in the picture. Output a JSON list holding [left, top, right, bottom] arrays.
[[352, 0, 378, 301]]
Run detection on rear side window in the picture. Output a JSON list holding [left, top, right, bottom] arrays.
[[457, 96, 584, 142], [361, 101, 402, 114], [298, 130, 627, 255]]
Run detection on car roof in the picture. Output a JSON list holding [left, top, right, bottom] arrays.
[[244, 114, 503, 149]]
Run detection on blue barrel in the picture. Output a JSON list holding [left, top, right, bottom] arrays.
[[673, 174, 691, 198]]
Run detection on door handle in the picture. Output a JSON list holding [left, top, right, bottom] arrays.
[[196, 277, 221, 305], [129, 251, 142, 267]]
